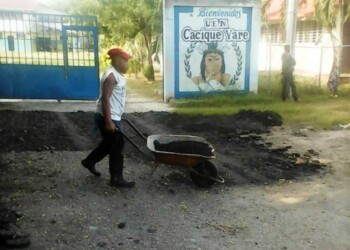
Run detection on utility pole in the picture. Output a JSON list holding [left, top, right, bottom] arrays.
[[286, 0, 298, 56]]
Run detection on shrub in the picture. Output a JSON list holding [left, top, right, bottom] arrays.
[[143, 64, 154, 81]]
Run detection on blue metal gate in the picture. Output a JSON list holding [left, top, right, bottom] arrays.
[[0, 11, 99, 100]]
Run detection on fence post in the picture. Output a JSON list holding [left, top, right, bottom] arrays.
[[318, 46, 323, 87], [268, 44, 272, 95]]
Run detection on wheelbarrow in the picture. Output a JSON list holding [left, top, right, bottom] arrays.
[[121, 118, 225, 188]]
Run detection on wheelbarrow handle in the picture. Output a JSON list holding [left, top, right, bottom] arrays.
[[119, 129, 153, 160], [122, 118, 147, 141], [120, 118, 154, 161]]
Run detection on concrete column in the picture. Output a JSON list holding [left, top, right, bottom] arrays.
[[286, 0, 298, 55]]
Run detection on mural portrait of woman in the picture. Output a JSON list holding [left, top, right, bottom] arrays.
[[192, 42, 231, 92]]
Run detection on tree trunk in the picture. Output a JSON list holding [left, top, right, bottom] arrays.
[[147, 50, 155, 82], [330, 1, 344, 71], [143, 32, 155, 82]]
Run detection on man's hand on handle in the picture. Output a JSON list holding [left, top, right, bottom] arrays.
[[106, 121, 118, 133]]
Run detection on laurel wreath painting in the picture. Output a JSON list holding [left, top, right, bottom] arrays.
[[229, 42, 243, 86], [184, 42, 197, 78], [184, 42, 243, 86]]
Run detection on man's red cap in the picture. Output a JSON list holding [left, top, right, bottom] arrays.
[[107, 48, 132, 59]]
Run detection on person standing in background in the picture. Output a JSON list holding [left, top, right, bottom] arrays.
[[281, 44, 299, 102], [327, 69, 340, 97]]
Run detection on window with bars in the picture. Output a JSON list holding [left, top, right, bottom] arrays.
[[296, 21, 322, 44], [66, 30, 95, 66], [36, 37, 51, 52], [261, 24, 280, 44], [7, 35, 14, 51]]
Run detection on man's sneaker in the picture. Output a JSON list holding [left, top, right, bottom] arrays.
[[110, 178, 135, 188], [81, 159, 101, 177]]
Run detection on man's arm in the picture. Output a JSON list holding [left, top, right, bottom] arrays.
[[101, 73, 117, 132], [290, 55, 296, 67]]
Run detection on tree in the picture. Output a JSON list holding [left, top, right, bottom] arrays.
[[97, 0, 162, 81], [261, 0, 287, 43], [314, 0, 350, 71], [58, 0, 162, 81]]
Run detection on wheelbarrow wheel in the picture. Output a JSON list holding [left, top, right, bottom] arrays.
[[190, 160, 218, 188]]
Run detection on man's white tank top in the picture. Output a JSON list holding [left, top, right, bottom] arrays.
[[96, 66, 126, 121]]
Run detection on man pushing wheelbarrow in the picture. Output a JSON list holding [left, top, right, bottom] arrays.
[[81, 47, 224, 188], [81, 47, 135, 188]]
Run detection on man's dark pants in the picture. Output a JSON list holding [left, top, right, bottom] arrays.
[[84, 114, 125, 179], [282, 73, 298, 101]]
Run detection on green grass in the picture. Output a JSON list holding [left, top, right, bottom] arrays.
[[126, 73, 163, 100], [127, 72, 350, 128]]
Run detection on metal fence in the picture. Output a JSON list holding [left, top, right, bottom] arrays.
[[0, 12, 97, 66], [259, 44, 350, 86], [0, 10, 99, 100]]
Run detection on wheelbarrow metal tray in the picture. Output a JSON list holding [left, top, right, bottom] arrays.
[[147, 134, 215, 167]]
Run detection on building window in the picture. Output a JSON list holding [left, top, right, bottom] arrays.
[[261, 24, 280, 44], [296, 21, 322, 44], [8, 35, 14, 51], [17, 32, 25, 39], [36, 37, 51, 52]]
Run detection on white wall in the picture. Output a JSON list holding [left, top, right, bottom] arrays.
[[259, 43, 333, 78]]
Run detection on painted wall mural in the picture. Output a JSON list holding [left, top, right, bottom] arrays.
[[175, 6, 252, 97]]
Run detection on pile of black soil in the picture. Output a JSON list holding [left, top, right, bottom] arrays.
[[0, 109, 327, 186], [0, 203, 31, 248], [153, 140, 213, 156], [0, 110, 98, 152], [126, 110, 327, 186], [0, 108, 331, 249]]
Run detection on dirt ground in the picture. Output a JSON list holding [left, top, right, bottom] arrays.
[[0, 106, 349, 249]]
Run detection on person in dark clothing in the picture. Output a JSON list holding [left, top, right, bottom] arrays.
[[81, 47, 135, 188], [281, 44, 299, 102]]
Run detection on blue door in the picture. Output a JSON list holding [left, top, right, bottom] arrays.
[[0, 11, 99, 100]]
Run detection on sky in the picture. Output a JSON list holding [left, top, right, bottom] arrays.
[[37, 0, 55, 5], [37, 0, 68, 8]]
